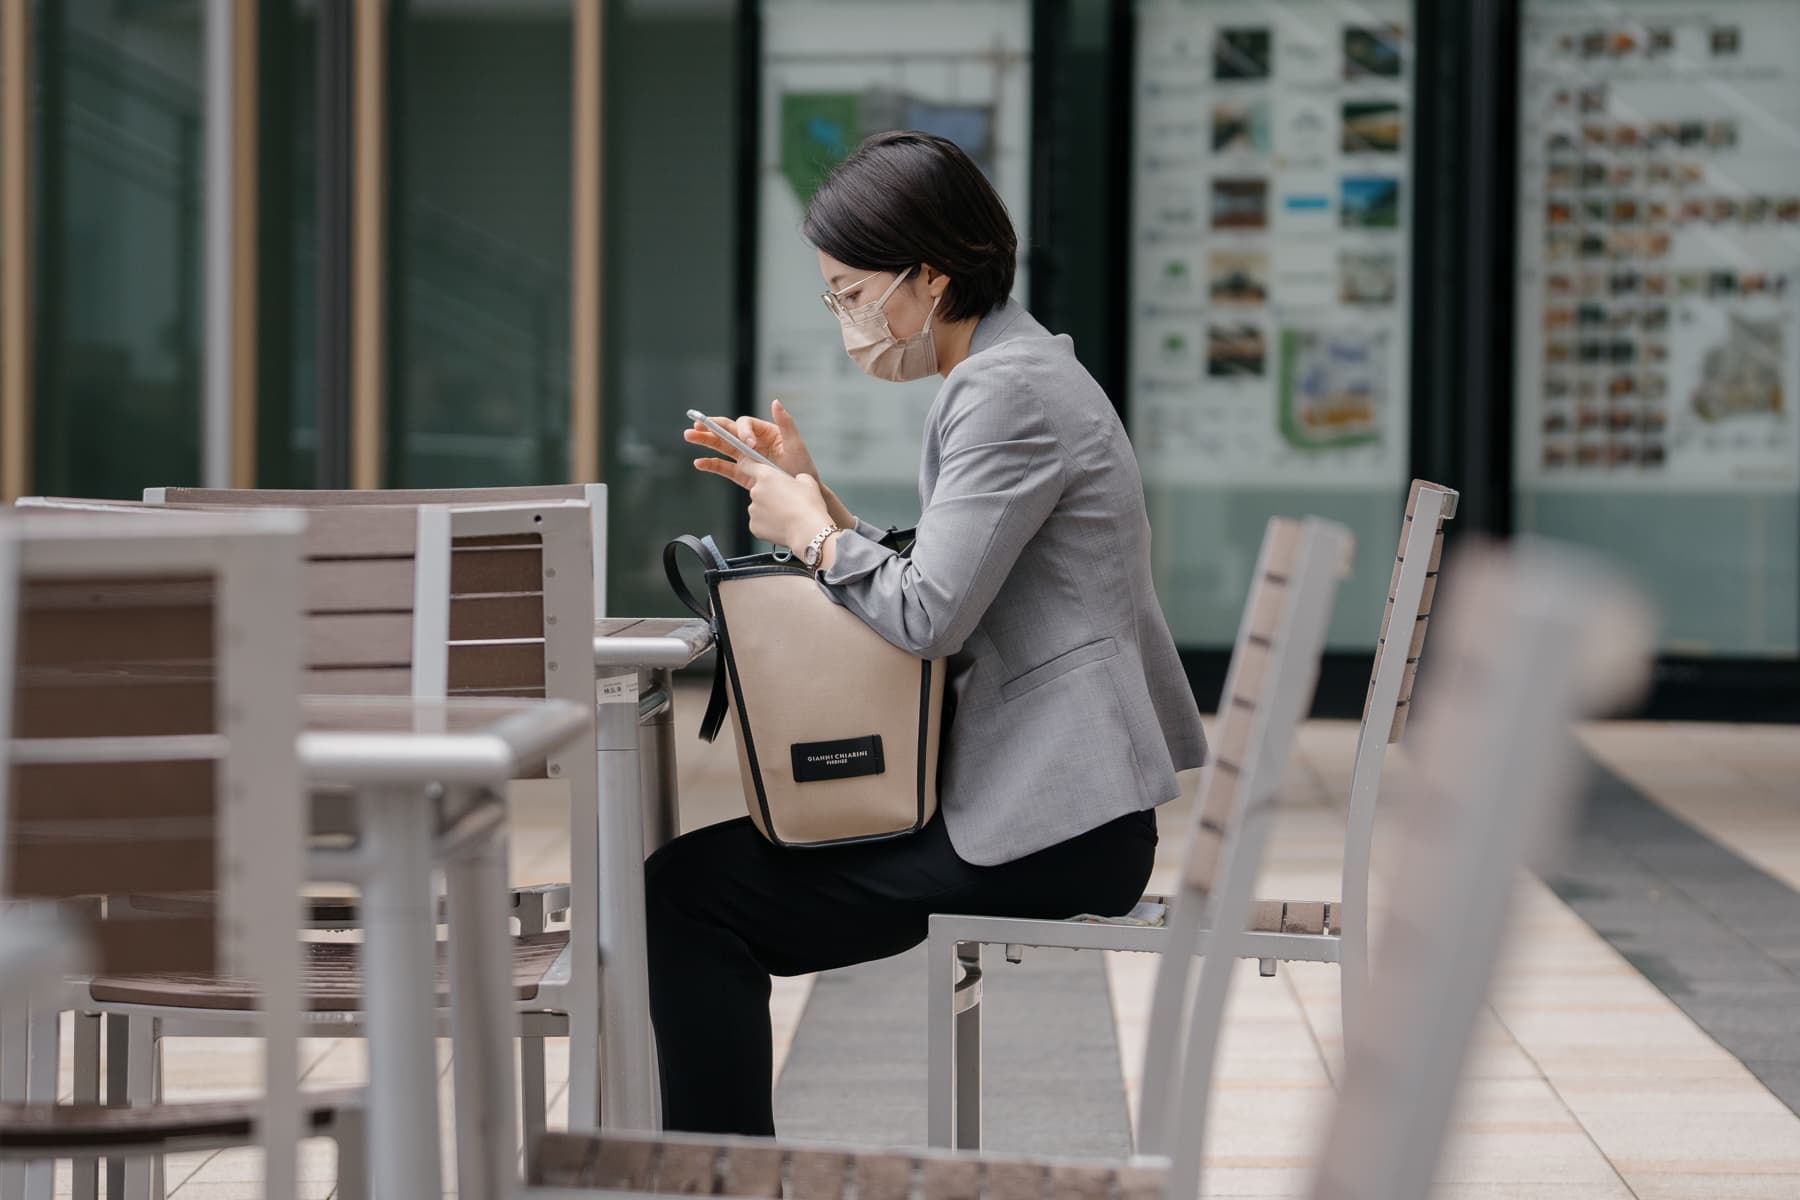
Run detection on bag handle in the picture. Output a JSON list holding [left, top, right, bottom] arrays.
[[663, 534, 728, 620], [663, 534, 732, 743]]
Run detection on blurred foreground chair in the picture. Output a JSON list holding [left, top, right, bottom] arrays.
[[0, 511, 365, 1200], [522, 516, 1350, 1200], [927, 480, 1455, 1147]]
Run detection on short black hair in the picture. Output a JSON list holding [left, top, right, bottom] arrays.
[[803, 131, 1017, 323]]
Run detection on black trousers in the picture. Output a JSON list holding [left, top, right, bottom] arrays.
[[644, 807, 1158, 1135]]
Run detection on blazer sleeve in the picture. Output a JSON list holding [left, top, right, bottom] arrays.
[[819, 363, 1063, 659]]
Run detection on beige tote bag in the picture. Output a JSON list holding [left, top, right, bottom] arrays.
[[666, 534, 945, 848]]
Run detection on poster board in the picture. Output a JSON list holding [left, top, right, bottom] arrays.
[[1130, 0, 1414, 488], [1514, 0, 1800, 492], [755, 0, 1032, 490]]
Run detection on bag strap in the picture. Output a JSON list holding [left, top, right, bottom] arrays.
[[663, 534, 732, 743]]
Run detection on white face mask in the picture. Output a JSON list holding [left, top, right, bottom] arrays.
[[825, 268, 941, 382]]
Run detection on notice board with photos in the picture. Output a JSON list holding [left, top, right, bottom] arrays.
[[1129, 0, 1415, 489], [753, 0, 1032, 524], [1513, 0, 1800, 492]]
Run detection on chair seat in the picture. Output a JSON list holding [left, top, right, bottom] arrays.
[[1069, 894, 1341, 936], [532, 1130, 1169, 1200], [0, 1089, 355, 1151], [87, 931, 568, 1012]]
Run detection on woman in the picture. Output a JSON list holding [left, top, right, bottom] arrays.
[[648, 131, 1206, 1135]]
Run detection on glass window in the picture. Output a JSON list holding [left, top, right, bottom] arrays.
[[34, 0, 204, 497], [1130, 0, 1416, 648], [755, 0, 1033, 531], [1513, 0, 1800, 656], [390, 0, 572, 488]]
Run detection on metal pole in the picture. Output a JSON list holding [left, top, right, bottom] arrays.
[[570, 0, 603, 483], [0, 0, 31, 501], [316, 0, 353, 489], [203, 0, 233, 487]]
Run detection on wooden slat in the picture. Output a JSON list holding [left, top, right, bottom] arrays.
[[920, 1156, 983, 1200], [856, 1153, 915, 1200], [446, 642, 545, 692], [655, 1142, 719, 1195], [89, 916, 215, 974], [162, 485, 586, 508], [448, 594, 544, 641], [295, 506, 418, 558], [787, 1148, 850, 1200], [1284, 901, 1328, 935], [303, 557, 414, 612], [985, 1160, 1050, 1200], [1183, 825, 1225, 893], [19, 605, 212, 668], [305, 612, 411, 668], [1249, 898, 1286, 932], [1049, 1163, 1114, 1200], [11, 760, 214, 821], [720, 1144, 785, 1198], [590, 1136, 659, 1191], [530, 1133, 599, 1187], [21, 576, 209, 610], [15, 682, 214, 738], [0, 1089, 353, 1150], [304, 667, 411, 696], [10, 838, 215, 898], [87, 931, 569, 1012], [450, 545, 542, 595], [1113, 1164, 1168, 1200], [1227, 640, 1272, 706]]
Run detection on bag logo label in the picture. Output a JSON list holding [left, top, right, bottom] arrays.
[[790, 734, 886, 783]]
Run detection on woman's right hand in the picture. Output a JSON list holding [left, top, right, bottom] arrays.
[[685, 399, 821, 481]]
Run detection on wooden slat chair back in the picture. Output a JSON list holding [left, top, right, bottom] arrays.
[[1308, 541, 1653, 1200], [1336, 479, 1457, 1033], [72, 493, 605, 1156], [1134, 518, 1352, 1199], [150, 484, 606, 622], [524, 517, 1353, 1200], [0, 511, 315, 1200]]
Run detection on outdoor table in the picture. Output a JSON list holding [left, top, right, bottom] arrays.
[[301, 695, 589, 1200], [591, 617, 713, 1131]]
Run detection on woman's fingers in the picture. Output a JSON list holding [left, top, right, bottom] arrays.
[[683, 427, 736, 457], [693, 455, 753, 489]]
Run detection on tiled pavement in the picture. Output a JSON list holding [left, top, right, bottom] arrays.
[[46, 697, 1800, 1198]]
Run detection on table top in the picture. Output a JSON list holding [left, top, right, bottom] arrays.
[[299, 696, 589, 787], [593, 617, 714, 670]]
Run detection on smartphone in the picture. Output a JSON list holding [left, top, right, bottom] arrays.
[[686, 409, 789, 475]]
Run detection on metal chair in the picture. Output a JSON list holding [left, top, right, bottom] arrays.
[[19, 496, 599, 1193], [926, 480, 1457, 1148], [0, 510, 365, 1200], [514, 537, 1654, 1200], [520, 515, 1352, 1200]]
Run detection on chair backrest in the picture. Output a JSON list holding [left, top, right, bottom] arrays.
[[1337, 479, 1457, 1031], [0, 510, 309, 1194], [1135, 517, 1354, 1194], [148, 485, 609, 620], [1308, 541, 1654, 1200]]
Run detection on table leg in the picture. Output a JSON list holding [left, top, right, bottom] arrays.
[[595, 670, 656, 1131], [358, 788, 443, 1200], [444, 790, 520, 1199], [637, 668, 680, 855]]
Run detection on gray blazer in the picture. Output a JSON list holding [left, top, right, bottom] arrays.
[[822, 300, 1207, 865]]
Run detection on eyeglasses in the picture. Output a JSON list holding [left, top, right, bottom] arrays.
[[820, 267, 914, 319]]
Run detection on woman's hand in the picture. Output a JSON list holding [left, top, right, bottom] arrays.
[[687, 399, 858, 530], [692, 456, 834, 551], [685, 399, 820, 480]]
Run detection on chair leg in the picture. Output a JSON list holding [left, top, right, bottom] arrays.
[[953, 944, 983, 1152], [71, 1013, 101, 1200], [0, 998, 28, 1200], [105, 1015, 129, 1200], [331, 1106, 370, 1200], [925, 924, 959, 1150], [520, 1036, 548, 1157], [121, 1017, 157, 1200], [23, 1007, 59, 1200]]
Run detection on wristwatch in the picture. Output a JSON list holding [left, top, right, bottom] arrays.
[[801, 523, 841, 573]]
